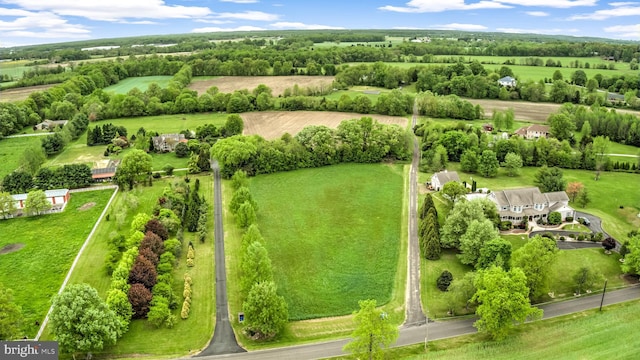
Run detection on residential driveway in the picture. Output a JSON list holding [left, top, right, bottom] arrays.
[[575, 211, 609, 238]]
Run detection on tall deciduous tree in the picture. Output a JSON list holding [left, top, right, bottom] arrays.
[[460, 150, 478, 173], [473, 266, 542, 340], [20, 144, 46, 175], [440, 198, 492, 249], [242, 281, 288, 340], [24, 189, 51, 215], [449, 272, 476, 312], [573, 266, 603, 295], [50, 284, 122, 357], [478, 150, 499, 178], [442, 181, 467, 205], [477, 237, 512, 270], [512, 235, 559, 301], [240, 241, 274, 297], [621, 235, 640, 275], [1, 170, 34, 194], [224, 114, 244, 137], [458, 219, 500, 267], [576, 187, 591, 208], [534, 166, 566, 192], [0, 192, 17, 219], [592, 136, 610, 181], [502, 152, 523, 177], [566, 181, 584, 202], [236, 201, 257, 228], [343, 299, 398, 360], [548, 113, 576, 141], [0, 283, 23, 340], [115, 149, 152, 190]]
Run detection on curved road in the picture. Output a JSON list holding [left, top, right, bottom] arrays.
[[197, 161, 245, 356], [404, 101, 427, 327], [192, 286, 640, 360]]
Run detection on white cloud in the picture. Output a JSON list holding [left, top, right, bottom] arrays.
[[118, 20, 159, 25], [2, 0, 212, 21], [494, 0, 596, 7], [213, 11, 279, 21], [569, 3, 640, 20], [0, 8, 90, 38], [270, 22, 344, 30], [379, 0, 510, 13], [525, 11, 549, 16], [194, 19, 233, 24], [219, 0, 258, 3], [432, 23, 488, 30], [603, 24, 640, 39], [497, 27, 579, 35], [191, 25, 265, 33]]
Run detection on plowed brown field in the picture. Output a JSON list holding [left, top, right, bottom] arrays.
[[241, 111, 408, 140]]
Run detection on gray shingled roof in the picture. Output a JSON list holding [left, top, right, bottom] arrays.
[[494, 187, 546, 206], [433, 171, 460, 185]]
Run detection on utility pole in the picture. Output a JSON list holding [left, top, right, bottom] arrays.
[[599, 279, 608, 312]]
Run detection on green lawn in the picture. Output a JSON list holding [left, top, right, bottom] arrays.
[[606, 141, 640, 157], [0, 189, 114, 338], [0, 136, 42, 178], [0, 60, 32, 80], [560, 223, 591, 232], [446, 163, 640, 241], [103, 76, 173, 94], [90, 113, 228, 135], [249, 164, 404, 320], [48, 175, 216, 358], [549, 248, 623, 299], [421, 250, 474, 318], [331, 300, 640, 360]]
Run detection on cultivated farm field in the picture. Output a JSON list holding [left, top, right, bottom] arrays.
[[241, 111, 408, 139], [248, 164, 405, 320], [0, 189, 114, 338], [0, 84, 56, 102], [189, 75, 335, 96]]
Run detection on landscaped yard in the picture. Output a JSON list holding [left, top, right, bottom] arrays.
[[561, 223, 591, 232], [248, 164, 404, 320], [47, 175, 216, 358], [444, 163, 640, 241], [0, 189, 114, 337]]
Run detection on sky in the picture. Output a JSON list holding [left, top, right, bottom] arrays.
[[0, 0, 639, 47]]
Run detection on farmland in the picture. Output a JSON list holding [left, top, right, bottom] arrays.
[[248, 164, 404, 320], [0, 135, 42, 178], [103, 75, 173, 94], [0, 189, 114, 338], [0, 84, 56, 102], [242, 111, 409, 139], [189, 75, 334, 96]]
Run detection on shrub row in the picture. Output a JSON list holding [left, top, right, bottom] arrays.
[[181, 273, 193, 319]]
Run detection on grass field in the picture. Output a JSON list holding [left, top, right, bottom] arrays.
[[0, 136, 42, 178], [0, 189, 114, 338], [344, 61, 634, 82], [444, 163, 640, 241], [330, 300, 640, 360], [103, 76, 173, 94], [48, 175, 216, 358], [90, 113, 228, 135], [0, 60, 31, 80], [249, 164, 404, 320]]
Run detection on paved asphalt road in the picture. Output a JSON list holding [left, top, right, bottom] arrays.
[[404, 100, 427, 327], [192, 286, 640, 360], [197, 161, 245, 356]]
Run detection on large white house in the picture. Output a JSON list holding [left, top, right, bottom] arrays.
[[498, 76, 517, 87], [487, 187, 574, 225], [429, 170, 460, 191], [514, 124, 550, 139]]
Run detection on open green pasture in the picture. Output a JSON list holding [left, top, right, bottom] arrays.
[[344, 61, 633, 82], [53, 175, 215, 358], [249, 163, 404, 320], [0, 136, 42, 178], [0, 189, 114, 338], [418, 116, 531, 131], [91, 113, 228, 135], [445, 163, 640, 241], [0, 60, 31, 80], [103, 76, 173, 94]]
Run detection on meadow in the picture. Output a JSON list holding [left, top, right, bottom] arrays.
[[103, 76, 173, 94], [0, 189, 114, 337], [0, 59, 32, 80], [249, 163, 405, 320], [0, 136, 42, 178], [45, 175, 216, 358]]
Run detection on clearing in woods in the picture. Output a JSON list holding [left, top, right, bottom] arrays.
[[241, 111, 409, 139], [189, 75, 335, 96]]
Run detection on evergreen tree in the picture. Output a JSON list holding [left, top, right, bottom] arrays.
[[424, 209, 441, 260], [419, 193, 436, 220]]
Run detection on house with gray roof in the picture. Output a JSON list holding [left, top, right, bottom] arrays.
[[498, 76, 517, 88], [429, 170, 460, 191], [487, 187, 574, 225], [514, 124, 549, 139]]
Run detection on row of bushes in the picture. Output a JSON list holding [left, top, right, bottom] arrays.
[[181, 274, 193, 319]]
